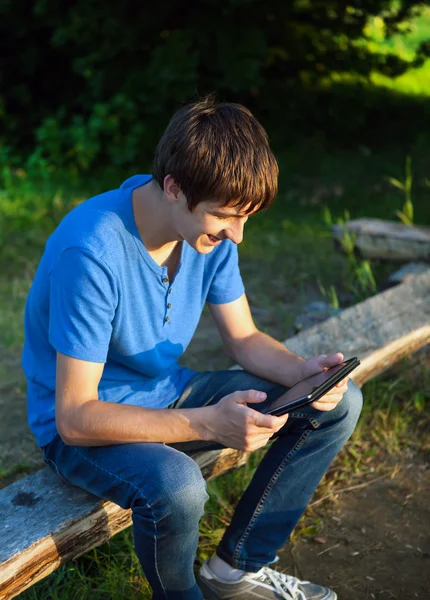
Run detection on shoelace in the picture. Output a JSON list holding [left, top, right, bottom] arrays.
[[245, 567, 309, 600]]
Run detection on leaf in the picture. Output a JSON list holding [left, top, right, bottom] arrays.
[[314, 536, 328, 544], [403, 200, 414, 223], [387, 177, 405, 191], [413, 392, 425, 413], [322, 205, 332, 226], [405, 155, 413, 192], [395, 210, 413, 226]]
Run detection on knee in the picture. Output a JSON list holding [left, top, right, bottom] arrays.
[[145, 453, 208, 526], [170, 459, 208, 521], [337, 379, 363, 438]]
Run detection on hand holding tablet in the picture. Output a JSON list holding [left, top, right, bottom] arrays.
[[254, 357, 360, 417]]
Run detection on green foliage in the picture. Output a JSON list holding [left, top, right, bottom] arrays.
[[323, 207, 378, 302], [1, 1, 429, 168], [387, 155, 414, 224], [351, 260, 378, 300], [317, 281, 340, 309], [0, 150, 81, 272]]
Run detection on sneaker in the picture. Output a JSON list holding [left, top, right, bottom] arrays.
[[197, 560, 337, 600]]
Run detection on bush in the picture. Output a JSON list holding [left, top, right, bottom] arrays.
[[1, 1, 429, 168]]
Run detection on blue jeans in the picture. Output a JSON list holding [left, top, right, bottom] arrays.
[[42, 370, 363, 599]]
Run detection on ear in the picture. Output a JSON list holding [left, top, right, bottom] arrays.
[[163, 175, 182, 205]]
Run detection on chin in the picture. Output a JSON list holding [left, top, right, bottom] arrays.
[[187, 236, 213, 254], [195, 242, 216, 254], [183, 233, 219, 254]]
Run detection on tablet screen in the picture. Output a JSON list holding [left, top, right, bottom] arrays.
[[257, 360, 357, 415]]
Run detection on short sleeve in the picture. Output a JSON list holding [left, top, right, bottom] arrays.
[[206, 240, 245, 304], [49, 248, 118, 362]]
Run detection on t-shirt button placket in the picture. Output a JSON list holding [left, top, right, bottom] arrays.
[[162, 276, 171, 323]]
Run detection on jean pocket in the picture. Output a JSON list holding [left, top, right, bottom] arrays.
[[43, 456, 70, 486]]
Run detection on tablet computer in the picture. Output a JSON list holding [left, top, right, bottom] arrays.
[[254, 357, 361, 417]]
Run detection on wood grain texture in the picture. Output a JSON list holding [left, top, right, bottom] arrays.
[[1, 272, 429, 599], [332, 218, 430, 261]]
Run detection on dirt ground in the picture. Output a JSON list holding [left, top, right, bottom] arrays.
[[1, 314, 429, 599], [279, 459, 430, 599]]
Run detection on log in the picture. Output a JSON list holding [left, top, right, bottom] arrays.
[[1, 271, 429, 599], [284, 271, 430, 387], [387, 262, 430, 285], [332, 218, 430, 262]]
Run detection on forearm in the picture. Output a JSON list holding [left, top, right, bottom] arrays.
[[58, 400, 213, 447], [230, 330, 306, 388]]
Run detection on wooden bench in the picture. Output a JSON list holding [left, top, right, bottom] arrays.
[[1, 271, 429, 600]]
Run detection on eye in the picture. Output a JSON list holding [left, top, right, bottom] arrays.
[[211, 213, 229, 220]]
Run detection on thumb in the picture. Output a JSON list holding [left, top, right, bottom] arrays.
[[318, 352, 344, 369], [233, 389, 267, 405]]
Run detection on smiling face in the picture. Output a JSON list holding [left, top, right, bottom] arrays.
[[153, 99, 278, 251], [173, 193, 252, 254]]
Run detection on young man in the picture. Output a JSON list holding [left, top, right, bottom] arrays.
[[23, 98, 362, 599]]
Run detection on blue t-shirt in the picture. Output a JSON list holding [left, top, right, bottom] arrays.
[[22, 175, 245, 447]]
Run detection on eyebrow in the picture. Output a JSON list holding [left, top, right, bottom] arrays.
[[208, 209, 249, 218]]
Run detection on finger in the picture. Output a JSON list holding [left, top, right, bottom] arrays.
[[273, 414, 289, 430], [317, 392, 345, 404], [325, 380, 348, 394], [312, 393, 344, 409], [319, 352, 344, 369], [317, 389, 345, 401], [336, 376, 350, 388], [247, 408, 288, 431], [335, 383, 348, 390], [247, 434, 275, 451], [311, 401, 338, 412], [245, 423, 277, 436], [233, 389, 267, 405]]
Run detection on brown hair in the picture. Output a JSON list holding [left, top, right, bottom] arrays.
[[152, 96, 278, 213]]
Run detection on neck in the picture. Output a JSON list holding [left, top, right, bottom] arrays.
[[132, 180, 180, 251]]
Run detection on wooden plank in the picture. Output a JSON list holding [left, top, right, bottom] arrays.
[[0, 469, 131, 600], [332, 218, 430, 261], [387, 262, 430, 285], [1, 271, 429, 599], [284, 271, 430, 385]]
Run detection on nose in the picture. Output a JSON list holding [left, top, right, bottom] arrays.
[[225, 216, 247, 245]]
